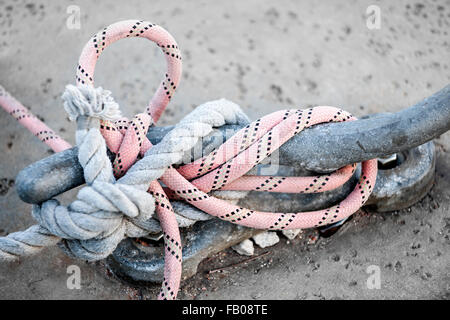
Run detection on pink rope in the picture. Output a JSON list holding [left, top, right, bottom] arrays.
[[0, 20, 377, 300], [0, 86, 71, 152], [75, 20, 183, 300]]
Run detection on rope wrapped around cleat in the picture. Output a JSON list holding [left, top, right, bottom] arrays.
[[0, 20, 377, 300]]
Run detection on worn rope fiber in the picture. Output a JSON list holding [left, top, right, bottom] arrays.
[[0, 20, 377, 300]]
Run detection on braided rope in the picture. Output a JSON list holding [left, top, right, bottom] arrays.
[[0, 20, 378, 300], [0, 85, 247, 297]]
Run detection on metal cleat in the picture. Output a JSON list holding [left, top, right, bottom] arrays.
[[13, 85, 449, 283]]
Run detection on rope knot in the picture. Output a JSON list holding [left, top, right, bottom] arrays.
[[62, 84, 122, 122]]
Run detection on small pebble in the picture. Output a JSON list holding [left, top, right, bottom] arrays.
[[307, 235, 319, 245], [252, 231, 280, 248], [232, 239, 254, 256], [282, 229, 302, 240]]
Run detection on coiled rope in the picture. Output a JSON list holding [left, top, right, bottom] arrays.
[[0, 20, 377, 300]]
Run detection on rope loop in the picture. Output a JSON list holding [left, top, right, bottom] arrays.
[[76, 19, 182, 123]]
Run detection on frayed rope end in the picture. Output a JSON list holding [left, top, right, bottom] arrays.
[[62, 84, 122, 122]]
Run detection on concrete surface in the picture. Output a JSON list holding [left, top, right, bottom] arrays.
[[0, 0, 449, 299]]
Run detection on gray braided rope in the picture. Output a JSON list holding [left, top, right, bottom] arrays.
[[0, 85, 249, 261]]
